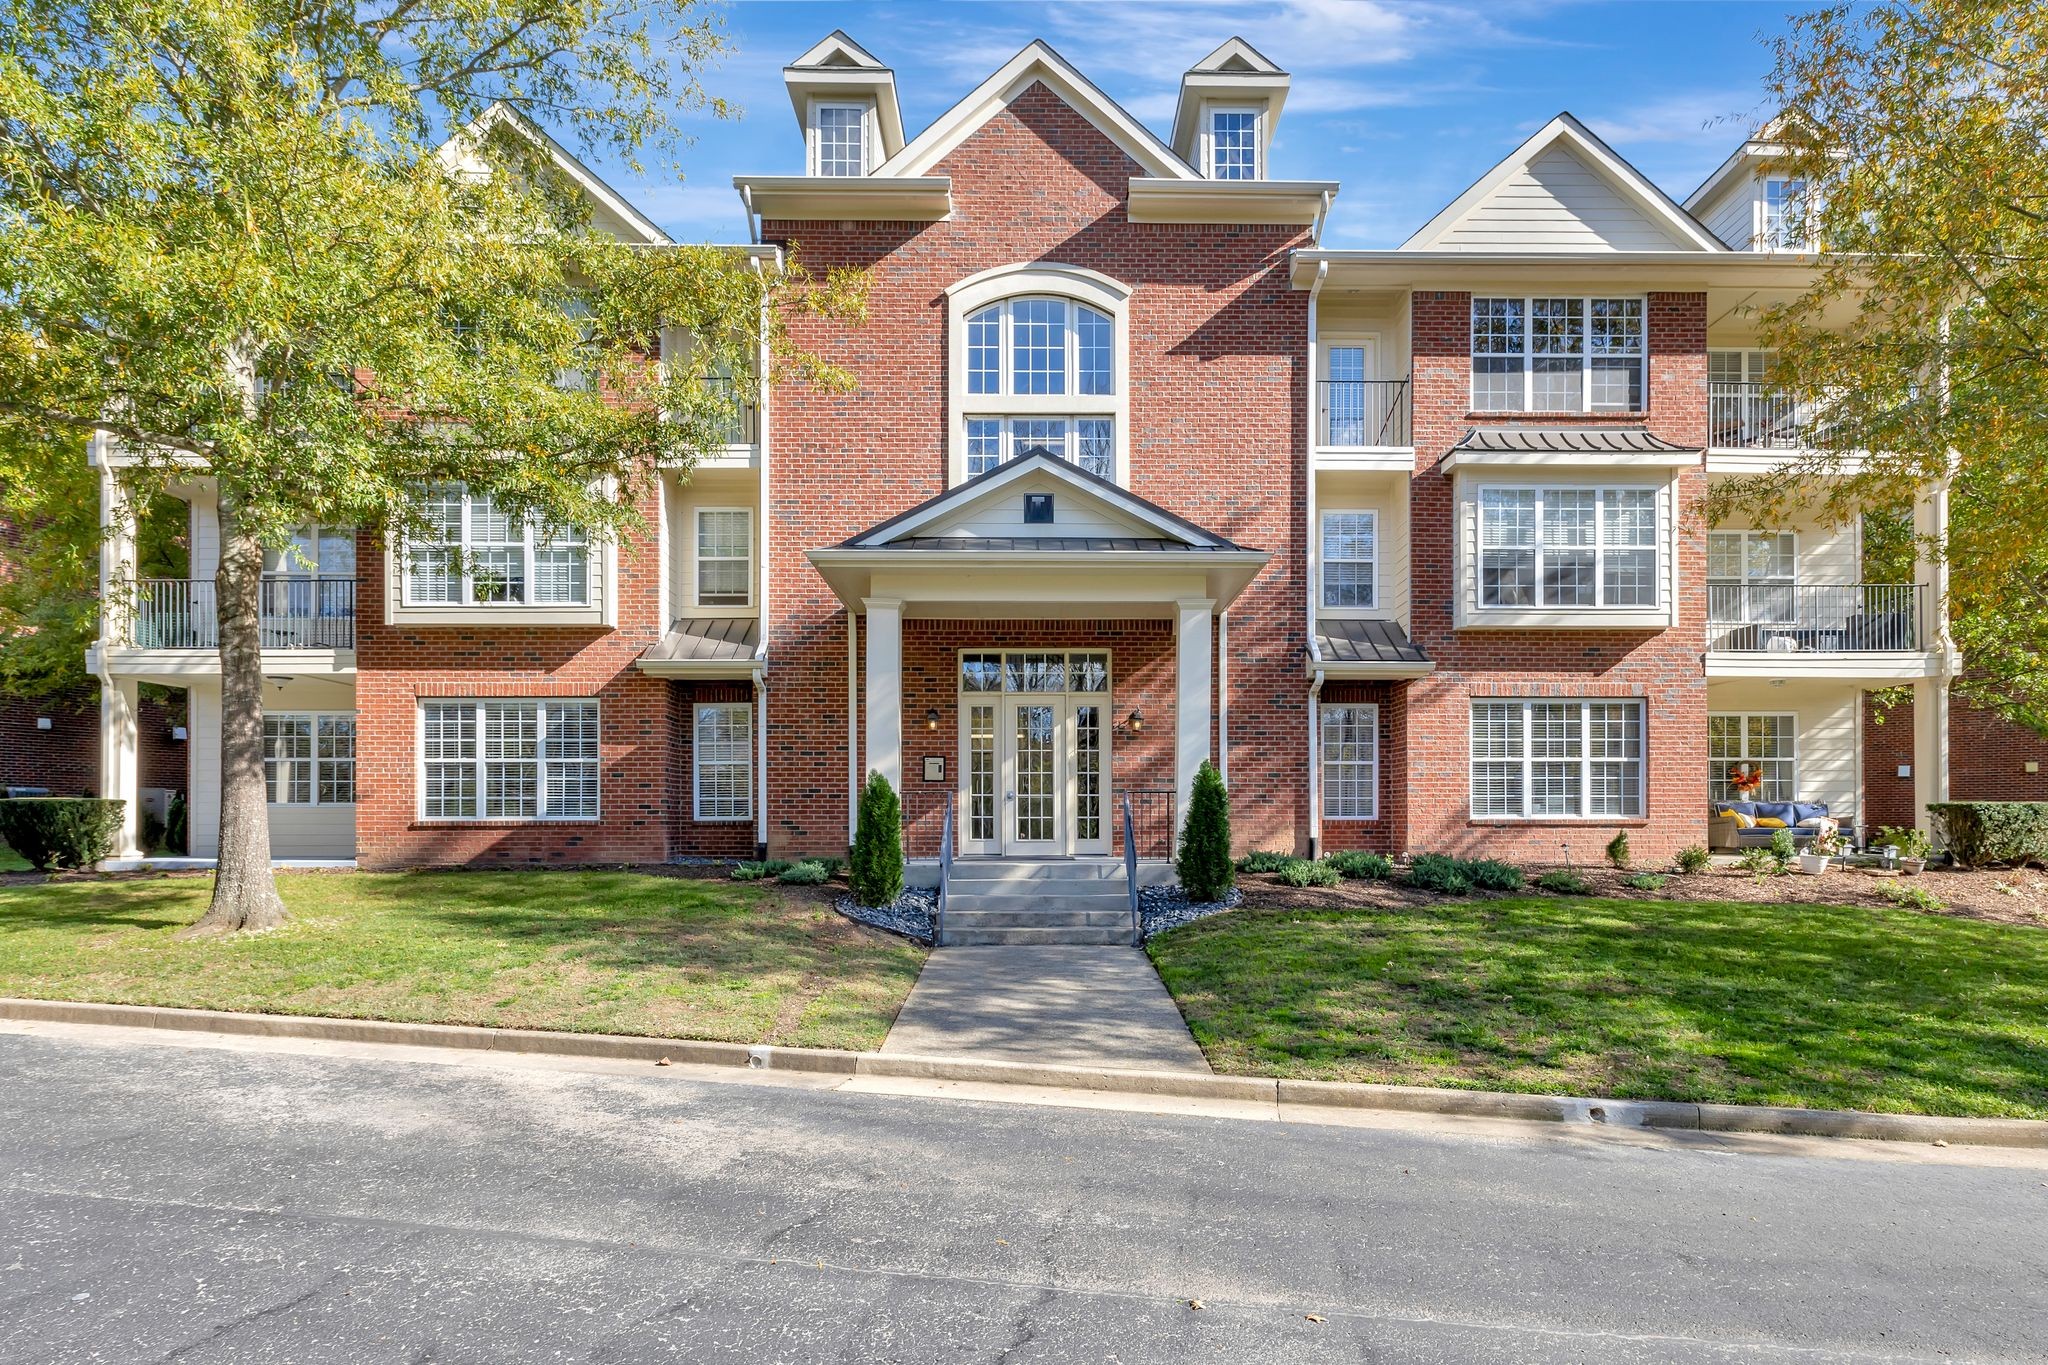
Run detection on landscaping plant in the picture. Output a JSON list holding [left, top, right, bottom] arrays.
[[1876, 825, 1933, 861], [1768, 827, 1798, 873], [1625, 872, 1667, 893], [1672, 844, 1711, 875], [1324, 849, 1393, 881], [1738, 847, 1776, 880], [850, 772, 905, 908], [776, 862, 830, 886], [1404, 853, 1472, 895], [1177, 761, 1234, 903], [1879, 881, 1947, 913], [1236, 850, 1295, 874], [1276, 858, 1342, 888], [1464, 859, 1526, 892], [1927, 803, 2048, 868], [1604, 831, 1631, 870], [1533, 869, 1592, 895], [0, 798, 125, 871]]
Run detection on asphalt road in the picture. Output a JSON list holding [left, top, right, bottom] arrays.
[[2, 1024, 2045, 1364]]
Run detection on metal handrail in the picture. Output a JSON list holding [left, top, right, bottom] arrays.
[[935, 803, 953, 947], [1317, 378, 1412, 448], [1705, 582, 1925, 652], [131, 576, 358, 650], [1122, 791, 1140, 947], [1708, 381, 1821, 450]]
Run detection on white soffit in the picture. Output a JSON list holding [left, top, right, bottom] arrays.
[[1402, 113, 1724, 254]]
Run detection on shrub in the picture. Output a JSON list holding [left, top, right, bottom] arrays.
[[1236, 849, 1295, 874], [1879, 880, 1946, 913], [1404, 853, 1471, 895], [141, 807, 167, 855], [1874, 825, 1932, 860], [1928, 802, 2048, 868], [1463, 858, 1525, 892], [850, 772, 905, 908], [1324, 849, 1393, 881], [165, 793, 188, 855], [729, 860, 781, 881], [1533, 869, 1592, 895], [1276, 858, 1341, 888], [1672, 844, 1711, 875], [1625, 872, 1667, 892], [1177, 761, 1234, 903], [1604, 830, 1631, 870], [1768, 827, 1797, 870], [1738, 846, 1776, 878], [813, 856, 845, 877], [777, 861, 830, 886], [0, 798, 124, 871]]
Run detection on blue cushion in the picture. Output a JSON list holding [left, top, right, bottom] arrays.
[[1791, 802, 1830, 823], [1712, 801, 1758, 817], [1752, 802, 1796, 825]]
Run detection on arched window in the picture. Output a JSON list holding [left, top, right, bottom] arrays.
[[947, 266, 1130, 485]]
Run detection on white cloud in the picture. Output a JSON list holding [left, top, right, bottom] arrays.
[[1585, 92, 1766, 148]]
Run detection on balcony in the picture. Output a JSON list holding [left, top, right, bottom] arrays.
[[1709, 381, 1820, 451], [132, 577, 357, 651], [1707, 582, 1924, 653], [1317, 379, 1412, 450]]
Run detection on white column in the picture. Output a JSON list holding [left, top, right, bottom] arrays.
[[99, 678, 142, 857], [1913, 479, 1955, 832], [1175, 597, 1216, 829], [862, 597, 902, 793], [1913, 675, 1950, 831]]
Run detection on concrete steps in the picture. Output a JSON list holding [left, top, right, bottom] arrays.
[[938, 860, 1139, 946]]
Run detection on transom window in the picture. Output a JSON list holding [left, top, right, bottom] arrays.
[[1320, 511, 1377, 609], [1321, 704, 1378, 820], [695, 508, 753, 608], [1478, 486, 1659, 608], [405, 485, 589, 608], [1707, 530, 1795, 623], [419, 699, 599, 821], [1471, 296, 1645, 412], [812, 103, 868, 177], [1710, 713, 1796, 803], [263, 713, 355, 805], [1471, 699, 1645, 820], [962, 295, 1116, 480], [1208, 107, 1260, 179], [959, 651, 1110, 694], [694, 703, 752, 821], [966, 418, 1113, 479]]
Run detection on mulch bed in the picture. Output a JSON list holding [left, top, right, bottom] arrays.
[[1235, 862, 2048, 930]]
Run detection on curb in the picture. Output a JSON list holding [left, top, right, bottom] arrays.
[[5, 997, 2044, 1150]]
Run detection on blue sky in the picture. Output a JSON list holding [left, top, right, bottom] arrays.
[[599, 0, 1813, 248]]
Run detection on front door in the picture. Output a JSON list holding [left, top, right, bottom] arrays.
[[956, 650, 1113, 858], [1002, 697, 1065, 855]]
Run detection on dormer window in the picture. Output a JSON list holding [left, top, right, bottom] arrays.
[[811, 102, 870, 176], [1762, 177, 1808, 249], [1206, 107, 1261, 179]]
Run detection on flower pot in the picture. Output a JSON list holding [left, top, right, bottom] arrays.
[[1901, 857, 1927, 875], [1796, 853, 1831, 875]]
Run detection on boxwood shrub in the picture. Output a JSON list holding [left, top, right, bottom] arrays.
[[1404, 853, 1472, 895], [1236, 849, 1295, 874], [0, 798, 125, 871], [1275, 857, 1341, 888], [1928, 802, 2048, 868], [1324, 849, 1392, 880]]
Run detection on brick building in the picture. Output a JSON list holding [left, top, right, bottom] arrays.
[[86, 33, 1968, 869]]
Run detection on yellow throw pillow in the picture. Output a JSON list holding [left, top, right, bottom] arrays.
[[1754, 816, 1787, 829], [1717, 808, 1756, 828]]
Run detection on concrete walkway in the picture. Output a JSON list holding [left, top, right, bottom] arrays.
[[881, 946, 1211, 1072]]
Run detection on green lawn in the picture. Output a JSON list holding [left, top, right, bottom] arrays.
[[0, 870, 925, 1051], [0, 844, 33, 873], [1149, 898, 2048, 1119]]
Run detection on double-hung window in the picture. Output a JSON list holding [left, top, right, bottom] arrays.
[[1762, 178, 1807, 248], [1471, 699, 1645, 819], [812, 103, 869, 176], [1706, 530, 1795, 625], [1478, 486, 1659, 608], [405, 485, 590, 607], [962, 296, 1117, 479], [1709, 713, 1796, 803], [694, 703, 752, 821], [1321, 704, 1378, 820], [419, 699, 599, 820], [1471, 297, 1644, 412], [263, 713, 355, 805], [1207, 108, 1260, 179], [1320, 511, 1377, 609], [695, 509, 753, 608]]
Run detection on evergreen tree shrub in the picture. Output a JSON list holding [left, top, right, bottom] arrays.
[[850, 771, 905, 908], [1176, 761, 1234, 902], [0, 798, 124, 871]]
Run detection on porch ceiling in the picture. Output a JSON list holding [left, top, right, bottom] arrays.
[[806, 548, 1270, 617]]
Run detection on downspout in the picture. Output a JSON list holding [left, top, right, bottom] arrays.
[[1305, 261, 1328, 857], [1307, 669, 1325, 860], [1310, 190, 1334, 248], [752, 668, 768, 860], [846, 608, 859, 847], [740, 183, 759, 246], [1216, 609, 1229, 786], [750, 254, 771, 858]]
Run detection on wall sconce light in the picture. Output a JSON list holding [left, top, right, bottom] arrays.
[[171, 726, 189, 742], [1126, 708, 1144, 734], [35, 717, 52, 731], [925, 708, 940, 731]]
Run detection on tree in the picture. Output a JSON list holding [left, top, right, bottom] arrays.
[[0, 1, 863, 931], [1704, 0, 2048, 729], [849, 772, 904, 910], [1176, 760, 1233, 903]]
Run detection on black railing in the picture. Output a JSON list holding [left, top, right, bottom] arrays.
[[1121, 792, 1141, 946], [1706, 582, 1925, 652], [697, 376, 758, 446], [1120, 788, 1178, 861], [935, 804, 952, 946], [132, 576, 357, 650], [900, 786, 953, 860], [1318, 379, 1412, 448], [1709, 381, 1820, 450]]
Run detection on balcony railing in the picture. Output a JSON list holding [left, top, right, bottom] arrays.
[[1706, 582, 1924, 653], [698, 376, 757, 446], [132, 577, 357, 651], [1318, 378, 1412, 448], [1709, 381, 1823, 450]]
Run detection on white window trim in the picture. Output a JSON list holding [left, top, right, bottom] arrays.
[[1470, 295, 1647, 414], [1475, 484, 1663, 610], [946, 264, 1132, 487], [1708, 712, 1799, 804], [693, 506, 755, 610], [1707, 528, 1798, 626], [414, 698, 602, 824], [1759, 177, 1808, 250], [1203, 102, 1263, 180], [262, 711, 356, 807], [954, 649, 1115, 857], [807, 98, 872, 177], [400, 485, 593, 610], [693, 702, 753, 823], [1470, 698, 1647, 822], [1319, 508, 1378, 613], [1321, 702, 1379, 821], [1454, 472, 1676, 630]]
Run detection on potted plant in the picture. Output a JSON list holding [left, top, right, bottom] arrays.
[[1796, 827, 1840, 875], [1877, 825, 1932, 875]]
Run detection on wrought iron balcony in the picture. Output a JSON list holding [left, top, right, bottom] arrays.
[[696, 375, 757, 446], [131, 577, 357, 650], [1709, 381, 1823, 450], [1706, 582, 1925, 652], [1317, 378, 1412, 448]]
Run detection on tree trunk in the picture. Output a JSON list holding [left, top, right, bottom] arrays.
[[189, 495, 287, 933]]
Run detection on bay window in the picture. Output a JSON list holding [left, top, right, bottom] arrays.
[[962, 295, 1117, 479], [1709, 713, 1796, 803], [406, 485, 590, 607], [263, 714, 355, 805], [1321, 703, 1378, 820], [694, 703, 752, 821], [420, 699, 599, 821], [1471, 699, 1645, 819], [1478, 486, 1659, 608], [1471, 296, 1644, 412]]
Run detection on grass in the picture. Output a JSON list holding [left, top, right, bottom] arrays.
[[0, 870, 925, 1051], [1148, 897, 2048, 1119], [0, 844, 31, 873]]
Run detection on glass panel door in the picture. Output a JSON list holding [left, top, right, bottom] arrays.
[[1003, 698, 1064, 855], [965, 703, 998, 855], [1074, 703, 1105, 853]]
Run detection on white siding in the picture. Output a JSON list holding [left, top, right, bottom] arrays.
[[1433, 147, 1693, 253], [1708, 680, 1864, 831], [1314, 472, 1409, 626], [925, 471, 1153, 540], [184, 677, 356, 860], [1698, 181, 1760, 250], [665, 470, 761, 620]]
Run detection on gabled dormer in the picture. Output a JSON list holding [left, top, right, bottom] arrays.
[[434, 102, 670, 245], [1685, 116, 1819, 252], [782, 31, 904, 178], [1170, 38, 1289, 181]]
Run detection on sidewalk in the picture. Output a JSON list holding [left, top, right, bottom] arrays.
[[879, 946, 1211, 1072]]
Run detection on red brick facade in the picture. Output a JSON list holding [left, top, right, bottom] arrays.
[[1864, 689, 2048, 832]]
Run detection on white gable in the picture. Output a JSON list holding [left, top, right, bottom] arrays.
[[1404, 114, 1723, 254], [916, 469, 1156, 541], [850, 451, 1231, 549], [436, 104, 668, 245]]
